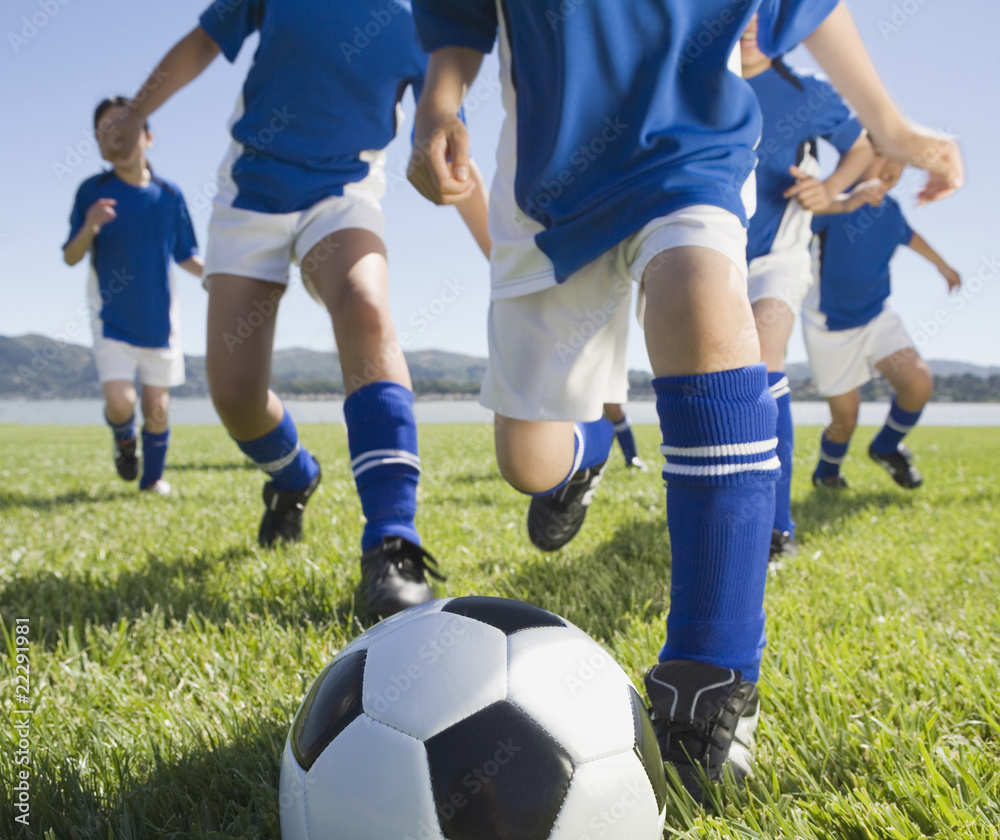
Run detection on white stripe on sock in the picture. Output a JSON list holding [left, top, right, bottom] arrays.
[[257, 442, 301, 475], [662, 456, 781, 477], [350, 448, 421, 469], [659, 438, 778, 458], [819, 451, 844, 465], [353, 456, 422, 479], [769, 376, 791, 399], [885, 416, 914, 434]]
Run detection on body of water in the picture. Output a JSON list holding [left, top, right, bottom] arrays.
[[1, 399, 999, 426]]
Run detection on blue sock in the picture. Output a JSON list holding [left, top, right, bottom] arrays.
[[613, 415, 639, 464], [106, 413, 136, 442], [531, 417, 615, 496], [814, 434, 849, 479], [870, 398, 923, 454], [768, 372, 795, 536], [140, 428, 170, 488], [655, 364, 779, 683], [344, 382, 421, 552], [236, 406, 319, 492]]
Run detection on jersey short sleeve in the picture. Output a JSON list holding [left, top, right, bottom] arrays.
[[412, 0, 498, 54], [889, 201, 914, 248], [756, 0, 840, 57], [805, 75, 863, 155], [172, 192, 199, 264], [199, 0, 264, 63]]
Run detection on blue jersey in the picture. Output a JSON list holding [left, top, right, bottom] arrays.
[[199, 0, 429, 214], [747, 62, 862, 262], [414, 0, 838, 282], [809, 195, 914, 331], [66, 171, 197, 349]]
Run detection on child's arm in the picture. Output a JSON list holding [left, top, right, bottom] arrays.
[[803, 3, 963, 204], [785, 134, 874, 213], [178, 255, 204, 279], [115, 27, 221, 146], [815, 178, 887, 216], [63, 198, 117, 266], [409, 47, 485, 206], [454, 158, 491, 258], [906, 231, 961, 291]]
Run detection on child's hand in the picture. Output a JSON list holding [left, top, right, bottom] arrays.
[[845, 178, 888, 211], [784, 166, 833, 212], [408, 113, 476, 206], [85, 199, 117, 234], [882, 129, 963, 206], [940, 264, 961, 292]]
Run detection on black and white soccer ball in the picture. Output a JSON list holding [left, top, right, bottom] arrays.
[[279, 596, 667, 840]]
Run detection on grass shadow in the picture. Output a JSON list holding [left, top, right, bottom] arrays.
[[496, 518, 671, 643], [166, 462, 258, 473], [793, 487, 917, 540], [0, 545, 360, 648], [2, 718, 289, 839], [0, 487, 129, 512]]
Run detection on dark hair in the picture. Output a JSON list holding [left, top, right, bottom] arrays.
[[94, 96, 149, 133]]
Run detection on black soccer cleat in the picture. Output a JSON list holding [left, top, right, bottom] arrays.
[[644, 660, 759, 803], [114, 438, 139, 482], [360, 536, 445, 619], [769, 529, 798, 562], [868, 442, 922, 489], [258, 465, 322, 548], [526, 459, 609, 551], [812, 472, 848, 490]]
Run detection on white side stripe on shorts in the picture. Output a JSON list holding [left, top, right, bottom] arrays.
[[768, 376, 791, 399], [351, 449, 421, 479], [258, 443, 301, 475], [660, 438, 778, 458]]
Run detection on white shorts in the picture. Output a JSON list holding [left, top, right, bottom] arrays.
[[92, 332, 185, 388], [203, 142, 386, 304], [747, 248, 813, 316], [480, 205, 748, 421], [802, 305, 914, 397]]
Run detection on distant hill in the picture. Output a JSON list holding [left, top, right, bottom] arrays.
[[2, 334, 999, 401]]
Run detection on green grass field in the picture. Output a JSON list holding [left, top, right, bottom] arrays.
[[2, 423, 999, 839]]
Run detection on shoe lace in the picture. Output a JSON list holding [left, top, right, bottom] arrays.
[[375, 537, 447, 583]]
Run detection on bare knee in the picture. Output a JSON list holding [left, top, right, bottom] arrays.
[[900, 366, 934, 408], [495, 417, 577, 494], [141, 389, 170, 433]]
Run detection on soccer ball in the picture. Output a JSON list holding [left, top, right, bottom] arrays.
[[279, 596, 667, 840]]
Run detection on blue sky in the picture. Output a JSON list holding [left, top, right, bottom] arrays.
[[1, 0, 998, 372]]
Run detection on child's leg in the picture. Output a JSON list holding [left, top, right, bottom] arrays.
[[206, 274, 320, 541], [304, 228, 438, 615], [103, 379, 139, 481], [753, 298, 796, 540], [813, 389, 860, 485], [139, 385, 171, 489], [604, 403, 645, 469], [868, 348, 931, 488], [872, 347, 932, 450], [640, 243, 774, 795], [643, 245, 775, 681]]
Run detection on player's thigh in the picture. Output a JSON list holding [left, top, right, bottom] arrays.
[[628, 207, 754, 376], [205, 273, 285, 393]]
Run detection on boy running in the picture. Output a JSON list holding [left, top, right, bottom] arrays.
[[807, 154, 961, 489], [115, 0, 488, 618], [408, 0, 962, 798], [741, 15, 874, 559], [63, 97, 203, 496]]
